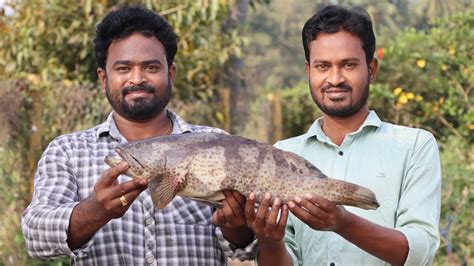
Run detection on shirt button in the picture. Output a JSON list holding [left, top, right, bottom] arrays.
[[338, 151, 344, 156], [145, 218, 154, 225], [146, 256, 155, 264]]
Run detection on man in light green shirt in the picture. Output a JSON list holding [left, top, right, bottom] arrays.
[[247, 5, 441, 266]]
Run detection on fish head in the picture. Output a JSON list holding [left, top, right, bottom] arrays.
[[104, 145, 147, 179]]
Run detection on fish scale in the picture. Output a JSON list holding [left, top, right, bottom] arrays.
[[105, 132, 379, 210]]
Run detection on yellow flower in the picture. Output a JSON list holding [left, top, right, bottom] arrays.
[[468, 124, 474, 130], [406, 92, 415, 100], [27, 74, 41, 85], [415, 95, 423, 102], [441, 64, 448, 71], [398, 94, 408, 104], [448, 46, 456, 55], [416, 59, 426, 68], [63, 79, 73, 87], [393, 87, 403, 95]]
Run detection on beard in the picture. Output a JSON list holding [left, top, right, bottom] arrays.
[[105, 78, 172, 121], [311, 77, 369, 118]]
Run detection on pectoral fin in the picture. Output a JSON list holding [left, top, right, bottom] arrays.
[[148, 174, 179, 209]]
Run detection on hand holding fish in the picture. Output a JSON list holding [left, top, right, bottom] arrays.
[[244, 192, 288, 242], [212, 190, 255, 248], [245, 192, 292, 266], [91, 162, 149, 217], [67, 161, 148, 250], [288, 194, 349, 232], [212, 191, 247, 228]]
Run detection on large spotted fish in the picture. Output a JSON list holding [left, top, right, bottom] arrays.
[[105, 132, 379, 210]]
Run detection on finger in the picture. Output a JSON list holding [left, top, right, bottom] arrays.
[[230, 190, 246, 207], [245, 192, 257, 222], [277, 204, 289, 229], [305, 194, 337, 212], [222, 190, 244, 216], [288, 200, 314, 223], [116, 182, 148, 207], [110, 178, 148, 199], [255, 192, 272, 226], [212, 209, 227, 226], [96, 162, 129, 188], [294, 196, 320, 214], [266, 197, 281, 227]]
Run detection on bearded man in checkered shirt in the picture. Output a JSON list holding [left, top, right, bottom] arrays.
[[22, 5, 256, 265]]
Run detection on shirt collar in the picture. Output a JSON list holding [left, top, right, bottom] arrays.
[[95, 109, 194, 140], [305, 110, 382, 142]]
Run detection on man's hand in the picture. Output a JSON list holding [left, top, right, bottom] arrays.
[[288, 194, 348, 232], [91, 161, 149, 219], [245, 192, 288, 243], [67, 162, 148, 249], [245, 192, 292, 266], [212, 190, 246, 229], [212, 190, 254, 248]]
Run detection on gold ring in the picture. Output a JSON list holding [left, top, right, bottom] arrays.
[[119, 195, 128, 207]]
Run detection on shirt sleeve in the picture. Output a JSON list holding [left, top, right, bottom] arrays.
[[21, 139, 92, 258], [395, 132, 441, 265], [215, 226, 257, 261]]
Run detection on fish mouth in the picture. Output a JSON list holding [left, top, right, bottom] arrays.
[[114, 147, 145, 176]]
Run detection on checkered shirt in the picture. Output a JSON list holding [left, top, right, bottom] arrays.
[[22, 110, 257, 265]]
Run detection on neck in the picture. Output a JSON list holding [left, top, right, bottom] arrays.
[[321, 107, 369, 146], [113, 110, 173, 141]]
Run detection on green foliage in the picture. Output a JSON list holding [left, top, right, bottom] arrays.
[[372, 7, 474, 144], [437, 137, 473, 265], [280, 82, 321, 138]]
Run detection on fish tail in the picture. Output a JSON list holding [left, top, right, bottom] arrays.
[[348, 185, 380, 210], [327, 179, 380, 210]]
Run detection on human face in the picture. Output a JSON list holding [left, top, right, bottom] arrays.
[[97, 33, 176, 122], [305, 31, 377, 118]]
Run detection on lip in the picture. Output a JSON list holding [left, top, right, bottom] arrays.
[[324, 90, 349, 99], [124, 90, 152, 98]]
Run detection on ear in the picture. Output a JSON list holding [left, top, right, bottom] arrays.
[[97, 67, 107, 94], [368, 58, 378, 83], [168, 63, 176, 83]]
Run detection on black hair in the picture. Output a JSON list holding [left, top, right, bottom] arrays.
[[93, 5, 178, 69], [302, 5, 375, 64]]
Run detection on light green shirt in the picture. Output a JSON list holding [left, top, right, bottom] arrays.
[[274, 111, 441, 266]]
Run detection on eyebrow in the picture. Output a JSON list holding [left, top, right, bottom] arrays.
[[112, 59, 163, 66], [311, 57, 361, 65]]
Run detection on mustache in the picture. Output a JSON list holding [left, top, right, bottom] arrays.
[[321, 83, 353, 92], [122, 84, 155, 95]]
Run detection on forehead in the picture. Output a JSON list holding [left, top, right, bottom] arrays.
[[309, 31, 366, 62], [106, 32, 167, 66]]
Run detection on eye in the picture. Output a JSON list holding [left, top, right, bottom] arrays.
[[315, 64, 329, 71], [145, 65, 160, 72], [344, 62, 357, 69], [116, 66, 130, 72]]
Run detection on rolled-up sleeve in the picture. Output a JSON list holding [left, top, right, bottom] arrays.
[[395, 132, 441, 265], [21, 140, 84, 258]]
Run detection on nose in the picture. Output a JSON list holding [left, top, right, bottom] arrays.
[[128, 67, 147, 86], [327, 67, 345, 87]]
